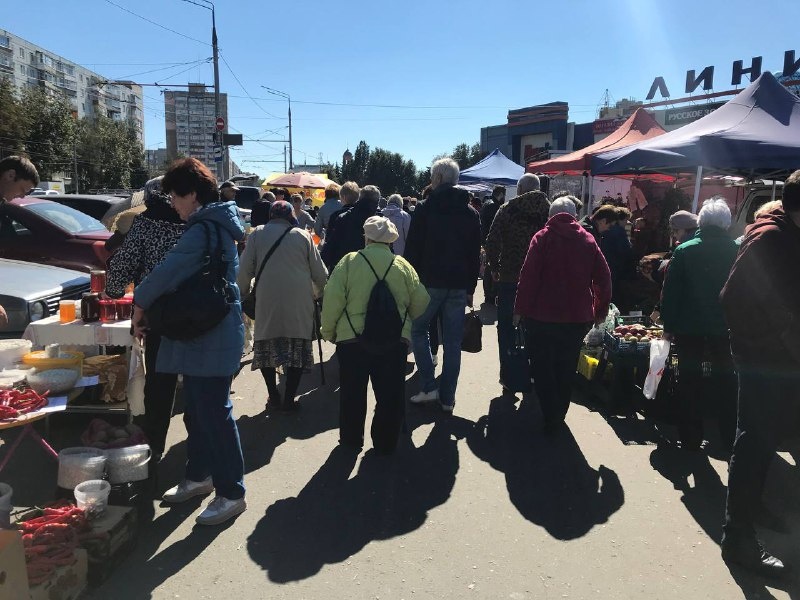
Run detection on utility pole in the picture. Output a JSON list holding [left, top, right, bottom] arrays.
[[73, 144, 79, 194], [261, 86, 292, 172], [210, 5, 226, 181], [284, 145, 287, 173]]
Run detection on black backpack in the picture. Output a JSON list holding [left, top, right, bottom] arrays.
[[345, 252, 406, 353]]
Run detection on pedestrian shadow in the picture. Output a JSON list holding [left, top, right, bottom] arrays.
[[466, 394, 624, 540], [649, 443, 727, 542], [245, 412, 470, 583]]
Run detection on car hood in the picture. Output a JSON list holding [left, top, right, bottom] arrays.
[[0, 259, 89, 300], [73, 230, 113, 241]]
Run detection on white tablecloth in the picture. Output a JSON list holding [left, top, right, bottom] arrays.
[[22, 315, 133, 347]]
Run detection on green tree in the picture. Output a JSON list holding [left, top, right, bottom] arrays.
[[76, 117, 144, 190], [341, 140, 369, 185], [18, 86, 77, 180], [0, 78, 26, 157], [450, 142, 484, 170]]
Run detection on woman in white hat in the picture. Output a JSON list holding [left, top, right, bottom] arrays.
[[321, 216, 429, 454]]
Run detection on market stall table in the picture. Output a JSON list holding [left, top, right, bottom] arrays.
[[0, 397, 68, 473]]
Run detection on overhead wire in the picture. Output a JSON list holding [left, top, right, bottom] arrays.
[[103, 0, 209, 46]]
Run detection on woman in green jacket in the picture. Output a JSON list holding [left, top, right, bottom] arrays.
[[321, 216, 430, 454], [661, 197, 739, 454]]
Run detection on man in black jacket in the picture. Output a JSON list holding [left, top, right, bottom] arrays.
[[719, 170, 800, 578], [321, 184, 380, 271], [479, 185, 506, 305], [404, 158, 481, 413]]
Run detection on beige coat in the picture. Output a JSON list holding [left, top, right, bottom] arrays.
[[237, 219, 328, 341]]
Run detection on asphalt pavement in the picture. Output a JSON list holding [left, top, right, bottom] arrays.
[[2, 287, 799, 599]]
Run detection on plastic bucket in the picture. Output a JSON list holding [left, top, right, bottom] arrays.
[[57, 447, 107, 490], [74, 480, 110, 516], [105, 444, 151, 484], [0, 483, 12, 528]]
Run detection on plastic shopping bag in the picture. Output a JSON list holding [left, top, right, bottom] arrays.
[[643, 339, 670, 400], [127, 340, 146, 416]]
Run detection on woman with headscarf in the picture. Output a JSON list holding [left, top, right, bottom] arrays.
[[105, 176, 184, 462], [237, 200, 328, 412]]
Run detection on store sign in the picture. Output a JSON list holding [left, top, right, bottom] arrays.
[[646, 49, 800, 100], [593, 117, 626, 135], [664, 102, 725, 126]]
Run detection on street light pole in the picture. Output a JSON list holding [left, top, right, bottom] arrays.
[[180, 0, 226, 180], [261, 86, 292, 171]]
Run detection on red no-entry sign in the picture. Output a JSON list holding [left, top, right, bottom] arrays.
[[215, 117, 225, 131]]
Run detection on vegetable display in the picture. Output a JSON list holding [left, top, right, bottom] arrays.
[[17, 501, 90, 586], [0, 388, 49, 421]]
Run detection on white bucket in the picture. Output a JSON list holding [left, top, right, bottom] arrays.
[[104, 444, 151, 484], [74, 480, 110, 516], [0, 483, 12, 529], [57, 447, 107, 490]]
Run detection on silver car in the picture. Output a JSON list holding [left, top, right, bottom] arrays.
[[0, 258, 90, 337]]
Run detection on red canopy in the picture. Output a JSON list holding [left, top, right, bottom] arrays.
[[527, 108, 666, 175]]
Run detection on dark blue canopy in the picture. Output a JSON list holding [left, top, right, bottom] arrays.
[[458, 149, 524, 186], [592, 72, 800, 177]]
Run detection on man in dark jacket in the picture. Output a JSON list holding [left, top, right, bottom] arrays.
[[405, 158, 481, 413], [479, 185, 506, 305], [484, 174, 550, 390], [321, 184, 380, 270], [320, 181, 367, 271], [719, 170, 800, 577]]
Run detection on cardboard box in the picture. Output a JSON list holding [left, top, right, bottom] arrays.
[[28, 549, 87, 600], [79, 506, 137, 585], [0, 530, 30, 600]]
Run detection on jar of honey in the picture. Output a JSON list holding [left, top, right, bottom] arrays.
[[99, 299, 117, 323], [81, 293, 101, 323], [90, 270, 107, 294]]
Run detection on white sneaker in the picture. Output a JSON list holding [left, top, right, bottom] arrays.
[[162, 477, 214, 504], [410, 389, 439, 404], [432, 354, 438, 367], [196, 495, 247, 526]]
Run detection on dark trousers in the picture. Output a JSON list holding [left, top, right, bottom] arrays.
[[429, 310, 442, 355], [337, 341, 406, 454], [524, 319, 589, 426], [674, 335, 737, 453], [496, 282, 517, 383], [483, 272, 496, 303], [723, 366, 800, 541], [182, 375, 245, 500], [143, 333, 178, 457]]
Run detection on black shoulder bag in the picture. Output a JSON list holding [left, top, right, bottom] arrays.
[[241, 226, 292, 319], [146, 221, 235, 341]]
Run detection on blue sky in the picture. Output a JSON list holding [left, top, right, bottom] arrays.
[[6, 0, 798, 177]]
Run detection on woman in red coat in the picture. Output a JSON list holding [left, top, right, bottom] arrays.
[[514, 197, 612, 433]]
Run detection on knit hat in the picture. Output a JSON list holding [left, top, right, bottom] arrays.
[[548, 197, 577, 218], [269, 200, 298, 226], [363, 215, 398, 244], [669, 210, 698, 230]]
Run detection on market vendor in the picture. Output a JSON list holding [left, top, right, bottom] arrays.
[[0, 156, 40, 328]]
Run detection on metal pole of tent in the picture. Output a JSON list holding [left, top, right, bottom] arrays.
[[587, 177, 595, 213], [580, 175, 587, 217], [691, 166, 704, 213]]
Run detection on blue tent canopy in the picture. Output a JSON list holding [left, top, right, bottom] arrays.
[[591, 72, 800, 177], [458, 149, 524, 186]]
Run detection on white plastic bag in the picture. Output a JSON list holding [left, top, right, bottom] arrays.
[[643, 339, 670, 400], [127, 340, 146, 416]]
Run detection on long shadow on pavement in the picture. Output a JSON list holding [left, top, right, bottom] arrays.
[[466, 393, 624, 540], [246, 409, 471, 583]]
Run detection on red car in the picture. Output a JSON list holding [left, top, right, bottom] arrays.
[[0, 197, 111, 272]]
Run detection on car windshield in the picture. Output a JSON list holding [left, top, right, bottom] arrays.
[[25, 202, 106, 234]]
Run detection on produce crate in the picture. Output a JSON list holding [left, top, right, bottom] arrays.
[[28, 549, 87, 600], [0, 530, 29, 599], [604, 331, 651, 356], [79, 505, 137, 585]]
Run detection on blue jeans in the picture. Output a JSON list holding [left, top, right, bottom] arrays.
[[496, 282, 517, 383], [183, 375, 245, 500], [411, 288, 467, 405]]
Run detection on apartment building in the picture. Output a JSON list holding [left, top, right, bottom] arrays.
[[0, 29, 144, 144], [164, 83, 228, 180]]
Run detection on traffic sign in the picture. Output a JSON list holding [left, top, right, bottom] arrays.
[[213, 144, 223, 162], [215, 117, 225, 131]]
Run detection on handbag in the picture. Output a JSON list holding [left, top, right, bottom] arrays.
[[503, 326, 532, 393], [146, 221, 234, 341], [461, 308, 482, 353], [242, 226, 292, 319]]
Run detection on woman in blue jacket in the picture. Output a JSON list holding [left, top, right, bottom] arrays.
[[132, 158, 247, 526]]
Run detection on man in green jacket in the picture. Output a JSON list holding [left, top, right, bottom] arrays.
[[322, 216, 430, 454], [661, 197, 739, 453]]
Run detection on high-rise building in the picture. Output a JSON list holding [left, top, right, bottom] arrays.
[[0, 29, 144, 144], [164, 84, 228, 180]]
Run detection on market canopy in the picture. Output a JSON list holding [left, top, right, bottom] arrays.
[[458, 149, 524, 186], [591, 72, 800, 178], [527, 108, 666, 175]]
